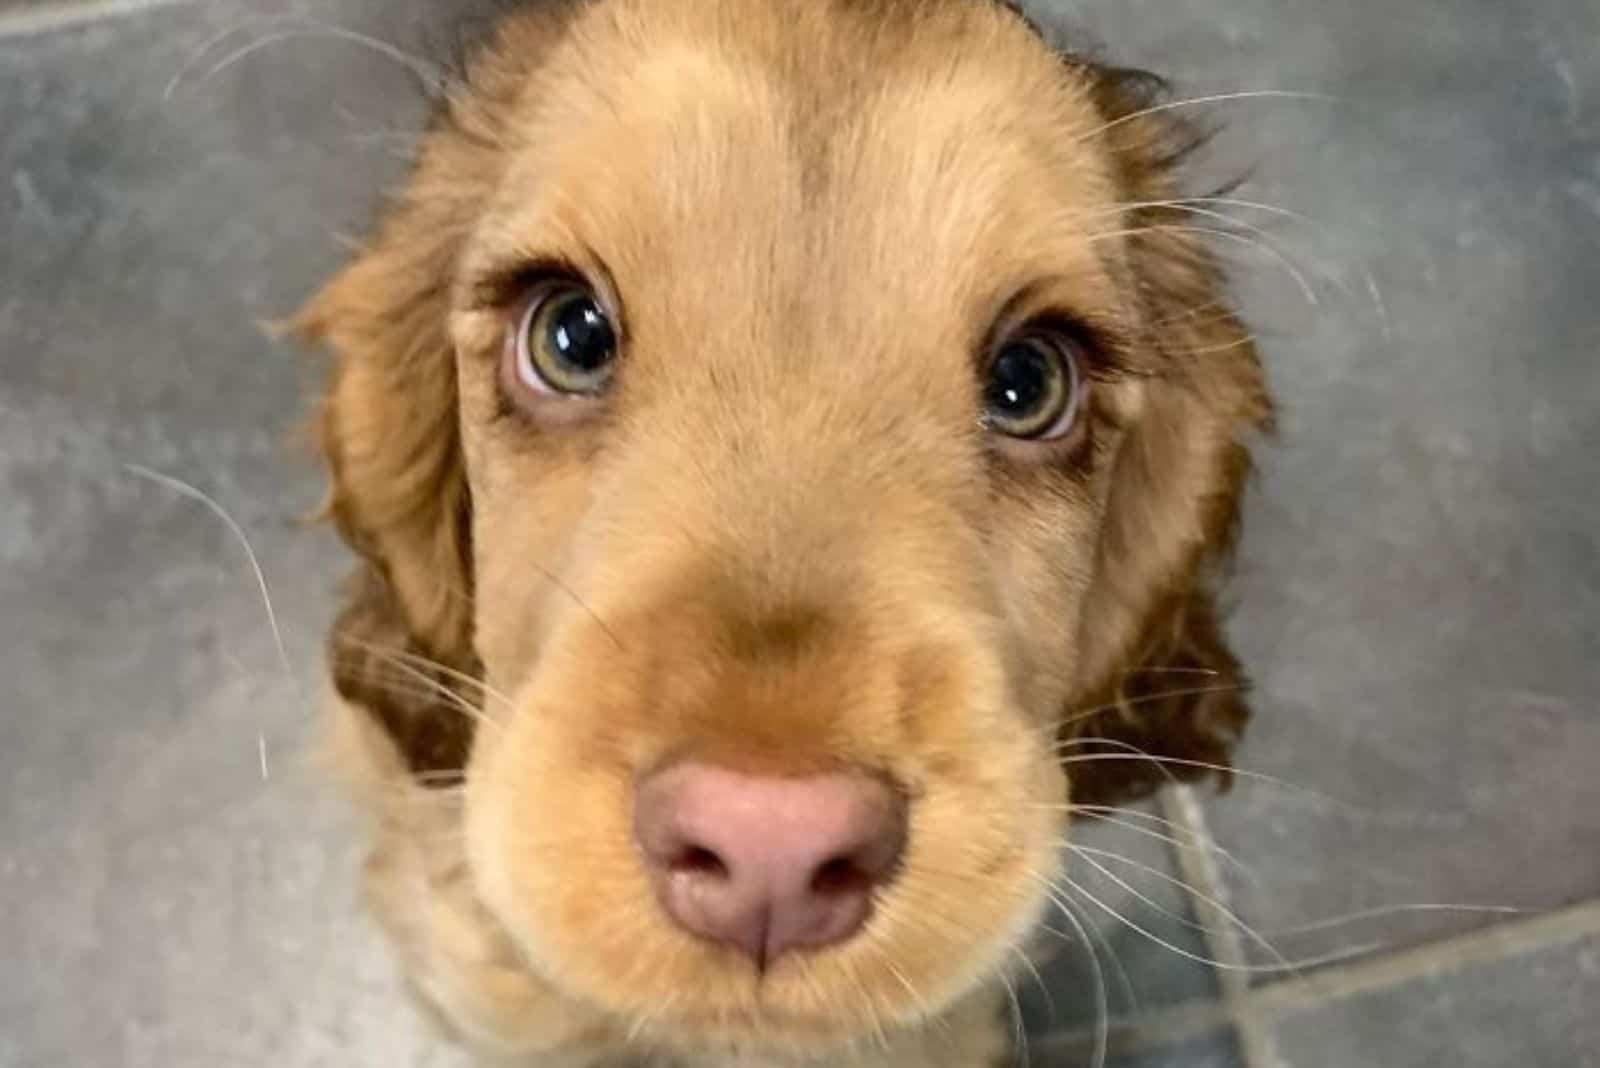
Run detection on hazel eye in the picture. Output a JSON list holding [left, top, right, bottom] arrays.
[[981, 331, 1083, 440], [513, 284, 619, 396]]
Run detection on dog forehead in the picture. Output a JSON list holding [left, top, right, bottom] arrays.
[[476, 0, 1117, 340]]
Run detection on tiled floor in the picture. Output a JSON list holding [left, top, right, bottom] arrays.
[[2, 1, 1596, 1066]]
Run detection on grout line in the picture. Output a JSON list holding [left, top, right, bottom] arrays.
[[1163, 786, 1288, 1068], [1035, 895, 1600, 1061], [1034, 994, 1233, 1060], [1245, 896, 1600, 1017], [0, 0, 201, 39]]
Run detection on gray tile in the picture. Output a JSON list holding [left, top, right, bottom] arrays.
[[1269, 932, 1600, 1068], [1107, 1032, 1242, 1068], [1034, 0, 1600, 963], [1033, 1026, 1244, 1068], [0, 2, 495, 1066]]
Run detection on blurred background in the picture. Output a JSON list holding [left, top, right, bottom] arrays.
[[2, 0, 1596, 1065]]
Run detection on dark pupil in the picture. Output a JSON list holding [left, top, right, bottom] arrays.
[[985, 343, 1051, 417], [548, 296, 615, 371]]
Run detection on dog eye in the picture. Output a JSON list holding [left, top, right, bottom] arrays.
[[981, 330, 1083, 440], [513, 285, 618, 396]]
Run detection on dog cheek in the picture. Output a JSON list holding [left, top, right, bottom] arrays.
[[990, 498, 1100, 720]]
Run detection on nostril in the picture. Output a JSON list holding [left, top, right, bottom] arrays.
[[810, 854, 872, 897], [671, 845, 730, 880]]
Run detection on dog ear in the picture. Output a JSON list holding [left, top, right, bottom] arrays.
[[1063, 68, 1274, 808], [294, 137, 482, 780], [293, 11, 573, 780]]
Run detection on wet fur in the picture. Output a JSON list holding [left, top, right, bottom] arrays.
[[296, 1, 1271, 1064]]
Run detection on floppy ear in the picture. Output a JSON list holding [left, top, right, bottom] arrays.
[[295, 145, 481, 781], [1063, 68, 1274, 808], [293, 12, 568, 781]]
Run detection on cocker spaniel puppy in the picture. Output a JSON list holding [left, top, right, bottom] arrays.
[[296, 0, 1270, 1064]]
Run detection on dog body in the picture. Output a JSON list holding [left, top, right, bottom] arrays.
[[299, 1, 1269, 1064]]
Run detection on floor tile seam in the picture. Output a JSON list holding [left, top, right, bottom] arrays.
[[1033, 897, 1600, 1059], [0, 0, 201, 39], [1163, 787, 1288, 1068]]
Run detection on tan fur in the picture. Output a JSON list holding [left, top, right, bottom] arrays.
[[296, 1, 1270, 1064]]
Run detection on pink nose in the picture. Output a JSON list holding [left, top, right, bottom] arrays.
[[634, 762, 907, 969]]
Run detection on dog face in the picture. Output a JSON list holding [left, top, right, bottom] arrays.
[[300, 0, 1269, 1059]]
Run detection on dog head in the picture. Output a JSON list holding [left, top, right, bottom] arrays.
[[298, 0, 1270, 1057]]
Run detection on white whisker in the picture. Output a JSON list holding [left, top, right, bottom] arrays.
[[1076, 89, 1345, 145], [335, 636, 513, 709], [1057, 873, 1379, 975], [1064, 804, 1260, 887], [1033, 877, 1107, 1068], [1260, 902, 1524, 938], [1055, 736, 1183, 792], [1096, 223, 1321, 308], [125, 464, 298, 781], [1056, 747, 1354, 809], [166, 19, 442, 101], [1068, 843, 1295, 976], [1058, 681, 1246, 729]]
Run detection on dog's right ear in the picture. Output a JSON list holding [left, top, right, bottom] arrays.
[[293, 125, 484, 776], [292, 8, 576, 777]]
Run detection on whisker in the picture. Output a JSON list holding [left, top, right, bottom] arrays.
[[332, 635, 513, 708], [874, 948, 934, 1024], [325, 656, 483, 708], [527, 559, 625, 650], [167, 18, 442, 100], [1057, 681, 1246, 730], [125, 464, 299, 781], [1075, 89, 1346, 145], [1010, 942, 1053, 1038], [1055, 873, 1378, 975], [1093, 223, 1321, 308], [1259, 902, 1524, 938], [1152, 202, 1348, 306], [331, 648, 503, 733], [994, 965, 1028, 1068], [1123, 665, 1222, 678], [1055, 750, 1352, 809], [1037, 914, 1138, 1017], [163, 17, 277, 100], [1178, 195, 1393, 341], [125, 464, 294, 688], [1032, 877, 1107, 1068], [1055, 736, 1183, 792], [1052, 804, 1261, 887], [1067, 843, 1296, 977], [1148, 298, 1227, 328]]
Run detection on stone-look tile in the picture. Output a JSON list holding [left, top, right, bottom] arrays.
[[1269, 932, 1600, 1068], [1107, 1032, 1243, 1068], [1032, 0, 1600, 962], [1034, 1027, 1244, 1068], [0, 3, 495, 1066]]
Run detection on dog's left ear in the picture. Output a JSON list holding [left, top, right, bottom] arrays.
[[1063, 67, 1275, 808]]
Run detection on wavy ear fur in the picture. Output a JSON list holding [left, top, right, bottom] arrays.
[[1063, 66, 1274, 808], [294, 9, 576, 783]]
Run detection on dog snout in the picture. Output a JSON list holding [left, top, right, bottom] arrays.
[[634, 762, 907, 969]]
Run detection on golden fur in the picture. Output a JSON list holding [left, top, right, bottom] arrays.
[[295, 1, 1271, 1064]]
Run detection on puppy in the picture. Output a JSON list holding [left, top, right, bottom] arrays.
[[296, 0, 1271, 1064]]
